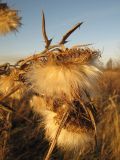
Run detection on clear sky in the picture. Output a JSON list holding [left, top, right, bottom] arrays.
[[0, 0, 120, 63]]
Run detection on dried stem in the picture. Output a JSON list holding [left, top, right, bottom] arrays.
[[15, 14, 83, 67], [44, 107, 69, 160], [59, 22, 83, 45], [42, 11, 52, 49], [0, 84, 22, 102]]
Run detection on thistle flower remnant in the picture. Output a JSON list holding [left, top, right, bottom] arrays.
[[25, 12, 101, 159], [27, 47, 101, 159], [0, 11, 102, 159], [28, 48, 100, 100], [0, 2, 21, 35]]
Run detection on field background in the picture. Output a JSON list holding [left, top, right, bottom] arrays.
[[0, 59, 120, 160]]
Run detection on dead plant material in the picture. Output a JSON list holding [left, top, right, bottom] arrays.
[[0, 84, 22, 102], [44, 107, 69, 160], [0, 2, 21, 35], [0, 11, 102, 159]]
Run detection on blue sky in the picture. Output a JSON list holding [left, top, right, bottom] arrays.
[[0, 0, 120, 63]]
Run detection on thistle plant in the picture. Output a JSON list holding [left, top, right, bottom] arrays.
[[0, 2, 21, 35], [0, 11, 101, 160]]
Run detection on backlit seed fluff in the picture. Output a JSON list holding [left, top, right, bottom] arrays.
[[0, 4, 21, 35]]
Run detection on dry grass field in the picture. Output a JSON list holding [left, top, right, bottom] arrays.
[[0, 62, 120, 160]]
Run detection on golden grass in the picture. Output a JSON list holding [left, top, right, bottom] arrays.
[[0, 62, 119, 160], [98, 97, 120, 160]]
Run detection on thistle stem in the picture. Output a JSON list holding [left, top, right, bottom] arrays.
[[44, 107, 69, 160]]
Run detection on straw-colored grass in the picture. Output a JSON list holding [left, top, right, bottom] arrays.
[[0, 66, 119, 160], [0, 59, 120, 160]]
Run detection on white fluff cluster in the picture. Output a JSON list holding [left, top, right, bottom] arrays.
[[43, 110, 94, 153], [27, 49, 101, 156], [27, 62, 101, 100]]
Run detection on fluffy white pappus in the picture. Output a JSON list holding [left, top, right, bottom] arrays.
[[27, 63, 101, 100], [30, 95, 47, 114], [42, 110, 94, 154], [29, 95, 95, 157]]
